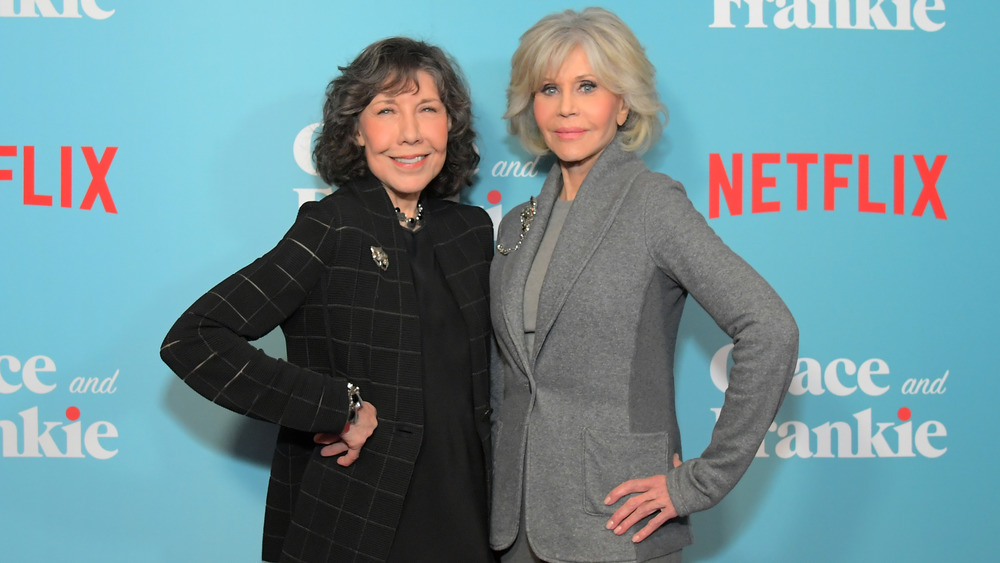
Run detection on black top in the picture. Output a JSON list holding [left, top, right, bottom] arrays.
[[387, 225, 493, 562]]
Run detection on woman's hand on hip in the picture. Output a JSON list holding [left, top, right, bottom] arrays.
[[313, 400, 378, 466], [604, 453, 683, 543]]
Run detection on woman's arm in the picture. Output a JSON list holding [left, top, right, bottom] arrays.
[[606, 174, 798, 541], [160, 202, 357, 434], [643, 175, 799, 517]]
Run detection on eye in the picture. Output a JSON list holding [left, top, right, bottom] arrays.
[[579, 80, 597, 93], [539, 84, 558, 96], [375, 106, 393, 115]]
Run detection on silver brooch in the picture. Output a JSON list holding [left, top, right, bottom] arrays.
[[496, 196, 537, 256], [370, 246, 389, 271]]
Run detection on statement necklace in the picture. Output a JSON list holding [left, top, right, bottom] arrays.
[[395, 203, 423, 231], [496, 196, 537, 255]]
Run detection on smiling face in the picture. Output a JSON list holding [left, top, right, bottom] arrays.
[[532, 45, 629, 192], [355, 70, 450, 210]]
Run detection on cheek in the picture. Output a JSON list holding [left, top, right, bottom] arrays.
[[358, 118, 390, 151], [362, 144, 377, 169], [433, 120, 451, 147], [532, 97, 548, 125], [356, 123, 372, 149], [601, 102, 622, 130]]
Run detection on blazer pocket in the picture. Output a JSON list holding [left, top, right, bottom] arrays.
[[582, 428, 671, 516]]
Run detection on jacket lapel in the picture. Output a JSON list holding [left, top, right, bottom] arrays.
[[348, 174, 419, 314], [425, 199, 486, 334], [424, 200, 492, 413], [497, 162, 563, 376], [530, 139, 644, 362]]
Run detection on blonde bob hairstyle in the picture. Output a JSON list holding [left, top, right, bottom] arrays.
[[505, 7, 667, 155]]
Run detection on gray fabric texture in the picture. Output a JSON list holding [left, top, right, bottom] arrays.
[[524, 198, 573, 343]]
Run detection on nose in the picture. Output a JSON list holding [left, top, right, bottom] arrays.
[[399, 110, 422, 144], [558, 91, 576, 117]]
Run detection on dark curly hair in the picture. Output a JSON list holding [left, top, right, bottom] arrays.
[[313, 37, 479, 199]]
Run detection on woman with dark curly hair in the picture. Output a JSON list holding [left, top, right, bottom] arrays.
[[161, 37, 495, 562]]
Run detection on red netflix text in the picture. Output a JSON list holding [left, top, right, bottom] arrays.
[[1, 145, 118, 214], [708, 153, 947, 220]]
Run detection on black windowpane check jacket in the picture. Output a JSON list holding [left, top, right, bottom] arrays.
[[161, 176, 494, 562]]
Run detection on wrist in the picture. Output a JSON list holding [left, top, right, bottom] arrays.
[[346, 382, 363, 425]]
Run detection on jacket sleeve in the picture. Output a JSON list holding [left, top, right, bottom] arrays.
[[159, 201, 352, 433], [642, 174, 799, 517]]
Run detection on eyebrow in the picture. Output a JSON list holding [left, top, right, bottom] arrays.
[[372, 95, 443, 105], [539, 73, 598, 81]]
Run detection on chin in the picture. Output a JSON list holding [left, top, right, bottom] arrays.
[[392, 180, 435, 196], [554, 152, 594, 165]]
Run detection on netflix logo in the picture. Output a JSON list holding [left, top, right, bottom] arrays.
[[1, 145, 118, 213], [708, 152, 947, 220]]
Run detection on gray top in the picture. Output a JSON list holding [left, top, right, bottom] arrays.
[[523, 198, 573, 350]]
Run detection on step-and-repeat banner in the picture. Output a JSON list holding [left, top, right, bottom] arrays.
[[3, 1, 996, 561]]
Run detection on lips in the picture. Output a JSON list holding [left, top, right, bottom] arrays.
[[554, 128, 586, 140], [391, 155, 428, 166]]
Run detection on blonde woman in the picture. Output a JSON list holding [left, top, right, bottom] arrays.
[[490, 8, 799, 562]]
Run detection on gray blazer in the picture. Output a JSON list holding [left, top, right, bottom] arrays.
[[489, 139, 799, 562]]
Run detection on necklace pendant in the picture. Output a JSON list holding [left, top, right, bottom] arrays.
[[395, 202, 424, 231]]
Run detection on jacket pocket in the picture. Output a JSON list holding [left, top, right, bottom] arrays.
[[582, 428, 671, 516]]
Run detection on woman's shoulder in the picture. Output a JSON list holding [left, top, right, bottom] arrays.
[[623, 168, 694, 218], [296, 187, 367, 225], [630, 166, 685, 195], [427, 198, 492, 228]]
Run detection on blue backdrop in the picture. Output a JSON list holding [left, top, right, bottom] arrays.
[[2, 1, 996, 561]]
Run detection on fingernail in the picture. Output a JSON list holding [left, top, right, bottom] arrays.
[[605, 520, 614, 530], [614, 526, 623, 534], [604, 496, 611, 504], [632, 535, 641, 543]]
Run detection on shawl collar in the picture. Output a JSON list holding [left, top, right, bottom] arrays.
[[499, 136, 646, 369], [497, 166, 555, 376], [422, 196, 488, 339], [345, 173, 402, 221]]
